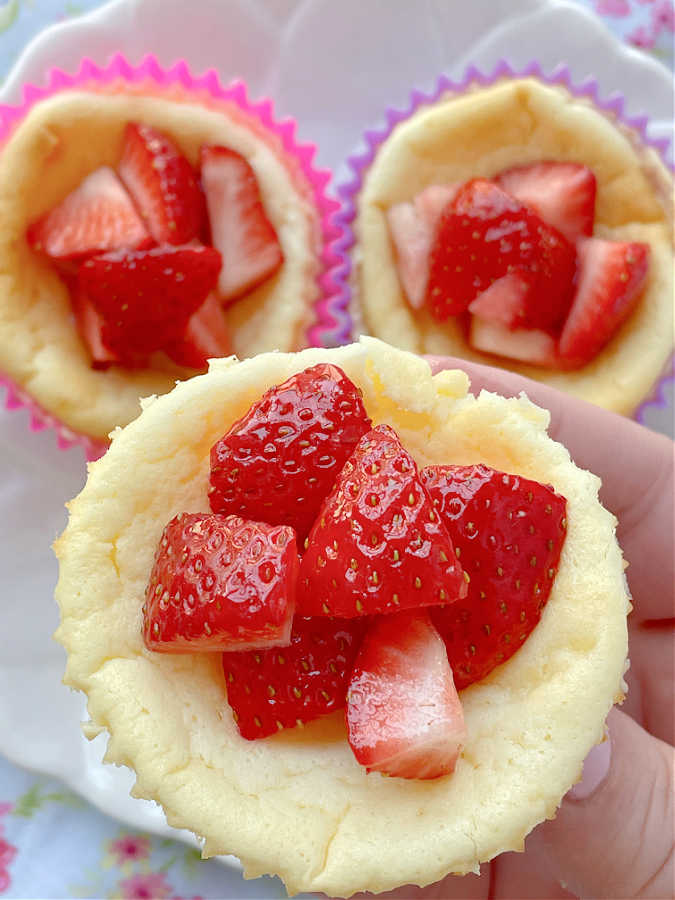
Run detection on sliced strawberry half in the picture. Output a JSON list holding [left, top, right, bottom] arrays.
[[78, 244, 221, 356], [496, 162, 596, 242], [164, 292, 232, 370], [297, 424, 467, 618], [209, 363, 371, 541], [467, 270, 537, 329], [346, 610, 466, 779], [69, 281, 128, 370], [223, 615, 368, 739], [386, 184, 457, 308], [118, 123, 205, 245], [143, 513, 298, 654], [426, 179, 577, 332], [558, 238, 650, 368], [421, 464, 567, 690], [27, 166, 151, 261], [201, 145, 283, 303], [469, 317, 559, 368]]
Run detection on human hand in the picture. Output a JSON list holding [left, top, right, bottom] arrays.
[[353, 357, 674, 900]]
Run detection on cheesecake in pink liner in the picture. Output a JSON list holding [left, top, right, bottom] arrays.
[[342, 68, 673, 416], [0, 55, 339, 453]]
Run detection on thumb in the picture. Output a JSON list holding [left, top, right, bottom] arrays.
[[528, 707, 674, 899]]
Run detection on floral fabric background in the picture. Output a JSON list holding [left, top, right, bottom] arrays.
[[0, 0, 672, 898]]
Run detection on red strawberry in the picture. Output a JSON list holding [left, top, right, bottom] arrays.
[[78, 244, 221, 357], [164, 292, 232, 370], [558, 238, 649, 368], [346, 610, 466, 779], [209, 363, 371, 541], [426, 179, 577, 332], [496, 162, 596, 242], [201, 145, 283, 302], [69, 281, 128, 370], [143, 513, 298, 654], [297, 425, 467, 618], [27, 167, 151, 260], [420, 464, 567, 690], [223, 615, 368, 739], [469, 317, 559, 368], [118, 123, 205, 245]]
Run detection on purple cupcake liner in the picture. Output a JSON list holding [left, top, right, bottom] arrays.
[[0, 53, 346, 459], [334, 59, 674, 424]]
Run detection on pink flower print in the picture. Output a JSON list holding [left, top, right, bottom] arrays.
[[117, 872, 173, 899], [108, 833, 152, 865], [595, 0, 631, 15], [653, 0, 675, 32], [628, 23, 657, 45], [0, 835, 17, 894], [0, 805, 11, 819]]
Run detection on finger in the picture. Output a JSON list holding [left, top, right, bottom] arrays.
[[344, 866, 489, 899], [491, 848, 576, 898], [427, 356, 675, 622], [623, 621, 675, 744], [526, 707, 674, 899]]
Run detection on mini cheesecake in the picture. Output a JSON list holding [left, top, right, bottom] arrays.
[[54, 337, 629, 897], [350, 77, 673, 415]]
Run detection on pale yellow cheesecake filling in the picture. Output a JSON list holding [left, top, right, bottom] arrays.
[[55, 337, 629, 897], [0, 88, 321, 440], [354, 78, 674, 415]]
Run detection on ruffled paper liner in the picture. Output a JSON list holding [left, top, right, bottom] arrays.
[[334, 59, 674, 425], [0, 53, 345, 460]]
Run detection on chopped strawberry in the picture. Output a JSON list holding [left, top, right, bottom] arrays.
[[69, 281, 128, 369], [386, 184, 457, 307], [346, 610, 466, 779], [143, 513, 298, 654], [496, 162, 596, 242], [420, 464, 567, 690], [558, 238, 650, 368], [426, 179, 577, 332], [118, 123, 205, 245], [78, 244, 221, 357], [27, 166, 151, 260], [164, 292, 232, 369], [467, 270, 536, 328], [469, 317, 559, 368], [223, 615, 368, 739], [201, 145, 283, 302], [209, 363, 371, 541], [297, 424, 467, 618]]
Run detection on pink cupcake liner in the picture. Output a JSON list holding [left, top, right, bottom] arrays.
[[334, 59, 674, 425], [0, 52, 345, 460]]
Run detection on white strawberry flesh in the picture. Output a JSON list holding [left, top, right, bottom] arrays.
[[469, 317, 558, 368], [346, 610, 466, 780], [27, 167, 151, 260], [467, 270, 535, 328], [201, 145, 284, 303]]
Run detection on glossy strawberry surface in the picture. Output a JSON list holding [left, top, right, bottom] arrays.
[[223, 615, 367, 739], [421, 464, 567, 689], [297, 424, 467, 618], [346, 610, 466, 779], [78, 244, 221, 358], [143, 513, 298, 653], [209, 363, 372, 541], [119, 123, 205, 245]]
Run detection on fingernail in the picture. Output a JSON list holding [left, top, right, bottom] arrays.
[[568, 734, 611, 801]]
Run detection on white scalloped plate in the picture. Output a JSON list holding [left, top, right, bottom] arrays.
[[0, 0, 672, 867]]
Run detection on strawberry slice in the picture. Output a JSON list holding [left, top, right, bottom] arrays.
[[201, 145, 283, 303], [143, 513, 298, 654], [421, 464, 567, 690], [386, 184, 457, 308], [297, 424, 467, 618], [558, 238, 650, 368], [426, 179, 577, 332], [118, 123, 205, 245], [223, 615, 368, 739], [467, 270, 536, 328], [346, 610, 466, 779], [209, 363, 371, 541], [469, 317, 559, 368], [69, 281, 129, 370], [78, 244, 221, 357], [27, 166, 151, 260], [496, 162, 596, 242], [164, 292, 232, 370]]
